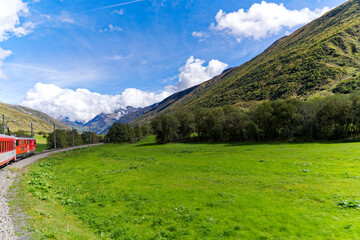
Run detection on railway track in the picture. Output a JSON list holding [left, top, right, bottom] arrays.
[[0, 143, 103, 240]]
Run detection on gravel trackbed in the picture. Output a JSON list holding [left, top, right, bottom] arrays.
[[0, 144, 102, 240]]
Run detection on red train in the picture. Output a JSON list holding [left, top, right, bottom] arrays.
[[0, 135, 36, 167]]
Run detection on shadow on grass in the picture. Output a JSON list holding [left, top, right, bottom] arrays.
[[135, 142, 158, 147], [132, 135, 360, 148], [135, 140, 360, 148]]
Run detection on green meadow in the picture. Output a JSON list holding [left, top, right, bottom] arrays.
[[34, 134, 47, 153], [12, 136, 360, 239]]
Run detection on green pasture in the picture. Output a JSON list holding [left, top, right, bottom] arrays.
[[12, 136, 360, 239], [34, 134, 47, 153]]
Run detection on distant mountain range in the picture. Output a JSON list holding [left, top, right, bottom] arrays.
[[61, 105, 158, 135]]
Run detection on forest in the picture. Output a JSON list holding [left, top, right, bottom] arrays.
[[150, 94, 360, 143]]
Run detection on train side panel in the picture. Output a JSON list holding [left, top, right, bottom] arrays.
[[16, 138, 36, 159], [0, 135, 16, 167]]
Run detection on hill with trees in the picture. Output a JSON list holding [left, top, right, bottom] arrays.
[[132, 0, 360, 125], [0, 102, 69, 135]]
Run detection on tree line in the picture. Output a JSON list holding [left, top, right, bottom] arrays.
[[46, 129, 104, 149], [150, 94, 360, 143], [105, 122, 150, 143]]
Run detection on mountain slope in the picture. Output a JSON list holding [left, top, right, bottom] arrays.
[[3, 103, 69, 134], [132, 0, 360, 125], [84, 107, 141, 134], [98, 104, 158, 135]]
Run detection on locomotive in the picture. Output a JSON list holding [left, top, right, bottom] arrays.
[[0, 134, 36, 167]]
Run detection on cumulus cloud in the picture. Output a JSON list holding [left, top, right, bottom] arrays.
[[0, 0, 34, 78], [212, 1, 330, 41], [22, 83, 171, 123], [22, 57, 228, 123], [0, 0, 33, 41], [166, 56, 228, 92]]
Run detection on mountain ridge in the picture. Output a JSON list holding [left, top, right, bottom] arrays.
[[131, 0, 360, 125], [2, 103, 69, 134]]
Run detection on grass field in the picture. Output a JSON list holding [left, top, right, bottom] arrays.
[[34, 134, 47, 153], [12, 136, 360, 239]]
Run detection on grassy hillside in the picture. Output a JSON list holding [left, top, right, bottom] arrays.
[[12, 137, 360, 239], [0, 102, 69, 134], [133, 0, 360, 125]]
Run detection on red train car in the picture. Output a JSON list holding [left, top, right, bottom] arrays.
[[0, 135, 16, 166], [15, 137, 36, 159]]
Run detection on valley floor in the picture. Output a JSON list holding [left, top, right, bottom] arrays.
[[11, 137, 360, 239]]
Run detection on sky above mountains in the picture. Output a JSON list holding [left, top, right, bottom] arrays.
[[0, 0, 347, 123]]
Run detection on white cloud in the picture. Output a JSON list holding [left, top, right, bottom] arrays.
[[104, 54, 132, 61], [100, 24, 124, 32], [0, 48, 12, 78], [212, 1, 330, 41], [192, 31, 209, 41], [0, 0, 32, 42], [112, 9, 125, 15], [192, 31, 206, 38], [0, 0, 34, 78], [22, 83, 170, 123], [166, 56, 228, 92], [22, 57, 228, 123]]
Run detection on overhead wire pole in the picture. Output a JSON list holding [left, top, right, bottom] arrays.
[[89, 127, 91, 144], [31, 122, 33, 138], [2, 114, 4, 135], [53, 123, 56, 149]]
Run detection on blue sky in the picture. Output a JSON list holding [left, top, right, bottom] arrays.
[[0, 0, 348, 122]]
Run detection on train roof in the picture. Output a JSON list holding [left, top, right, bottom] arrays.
[[15, 137, 36, 140], [0, 134, 15, 139], [0, 135, 36, 140]]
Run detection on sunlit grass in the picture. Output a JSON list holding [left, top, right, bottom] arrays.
[[34, 134, 47, 153], [12, 136, 360, 239]]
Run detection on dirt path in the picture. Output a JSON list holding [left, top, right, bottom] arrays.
[[0, 144, 103, 240]]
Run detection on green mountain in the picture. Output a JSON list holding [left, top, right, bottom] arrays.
[[1, 103, 69, 134], [132, 0, 360, 125]]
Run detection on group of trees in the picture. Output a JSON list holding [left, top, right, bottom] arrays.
[[105, 122, 150, 143], [151, 94, 360, 143], [47, 129, 104, 149]]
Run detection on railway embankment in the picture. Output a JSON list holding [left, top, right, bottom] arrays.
[[0, 144, 103, 240]]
